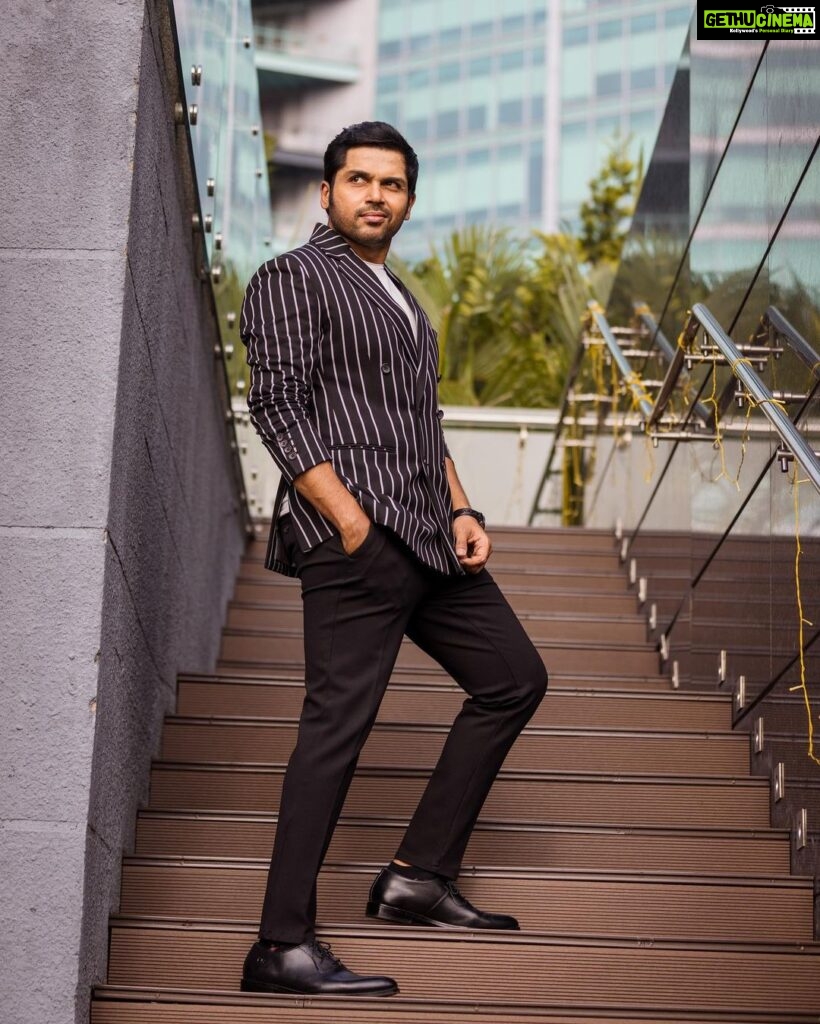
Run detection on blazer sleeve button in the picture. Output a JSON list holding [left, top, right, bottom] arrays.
[[381, 363, 391, 374]]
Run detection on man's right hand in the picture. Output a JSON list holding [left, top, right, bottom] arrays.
[[340, 514, 372, 555], [293, 461, 373, 556]]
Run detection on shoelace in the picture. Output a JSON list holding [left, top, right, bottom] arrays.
[[310, 940, 344, 969], [445, 880, 472, 906]]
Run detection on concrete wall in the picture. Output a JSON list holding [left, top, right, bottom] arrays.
[[0, 2, 246, 1021]]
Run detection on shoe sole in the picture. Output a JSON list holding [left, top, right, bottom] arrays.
[[366, 900, 519, 930], [241, 978, 399, 997]]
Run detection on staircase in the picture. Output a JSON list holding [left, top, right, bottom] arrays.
[[91, 526, 820, 1023]]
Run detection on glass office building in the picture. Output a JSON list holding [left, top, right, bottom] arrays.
[[375, 0, 693, 261]]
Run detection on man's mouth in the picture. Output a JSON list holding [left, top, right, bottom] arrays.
[[359, 210, 387, 223]]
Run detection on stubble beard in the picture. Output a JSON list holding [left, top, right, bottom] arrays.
[[326, 193, 407, 253]]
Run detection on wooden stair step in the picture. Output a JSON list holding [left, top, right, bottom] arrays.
[[90, 986, 820, 1024], [230, 582, 642, 616], [225, 604, 649, 643], [159, 718, 750, 777], [217, 632, 662, 677], [236, 564, 636, 593], [240, 547, 625, 572], [148, 765, 772, 828], [244, 525, 622, 559], [203, 666, 675, 693], [105, 922, 820, 1013], [176, 677, 732, 731], [134, 811, 792, 875], [118, 860, 815, 943]]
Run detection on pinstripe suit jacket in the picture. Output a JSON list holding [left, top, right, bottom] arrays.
[[240, 224, 462, 577]]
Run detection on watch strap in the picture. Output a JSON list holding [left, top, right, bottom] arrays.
[[452, 507, 486, 529]]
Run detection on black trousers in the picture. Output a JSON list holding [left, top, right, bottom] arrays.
[[259, 518, 548, 944]]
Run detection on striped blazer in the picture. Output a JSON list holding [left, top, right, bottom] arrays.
[[240, 223, 462, 577]]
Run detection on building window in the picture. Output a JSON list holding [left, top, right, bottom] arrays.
[[408, 68, 431, 88], [409, 32, 433, 55], [665, 6, 692, 27], [378, 39, 402, 59], [563, 25, 589, 46], [630, 108, 657, 132], [630, 66, 657, 91], [533, 9, 547, 30], [406, 117, 430, 142], [595, 114, 622, 134], [378, 74, 399, 94], [436, 109, 460, 135], [467, 105, 487, 132], [664, 62, 678, 85], [530, 95, 545, 124], [498, 98, 524, 126], [470, 20, 494, 41], [630, 13, 657, 33], [434, 153, 458, 172], [562, 120, 587, 139], [439, 26, 462, 49], [528, 143, 543, 215], [596, 71, 622, 96], [438, 61, 461, 84], [597, 19, 622, 40], [501, 14, 526, 35], [467, 146, 491, 165], [500, 50, 525, 71], [377, 100, 400, 124], [496, 203, 522, 219], [469, 55, 492, 76]]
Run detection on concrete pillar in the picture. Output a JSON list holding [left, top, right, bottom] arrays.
[[0, 2, 245, 1020]]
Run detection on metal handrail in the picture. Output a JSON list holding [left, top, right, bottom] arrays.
[[634, 306, 712, 429], [527, 338, 586, 523], [689, 303, 820, 493], [587, 302, 655, 421], [759, 305, 820, 378]]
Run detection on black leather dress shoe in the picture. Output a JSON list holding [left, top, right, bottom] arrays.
[[366, 867, 520, 930], [241, 939, 398, 996]]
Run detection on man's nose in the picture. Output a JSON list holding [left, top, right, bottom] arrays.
[[365, 180, 384, 203]]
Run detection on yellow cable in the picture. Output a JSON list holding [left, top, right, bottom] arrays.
[[787, 468, 820, 766]]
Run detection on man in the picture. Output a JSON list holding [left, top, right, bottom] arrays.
[[239, 122, 547, 998]]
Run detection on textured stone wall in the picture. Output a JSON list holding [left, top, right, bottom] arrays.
[[0, 2, 246, 1021]]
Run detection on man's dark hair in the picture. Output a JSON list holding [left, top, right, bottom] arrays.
[[323, 121, 419, 196]]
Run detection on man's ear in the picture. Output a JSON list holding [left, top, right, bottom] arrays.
[[404, 193, 416, 221], [320, 181, 330, 211]]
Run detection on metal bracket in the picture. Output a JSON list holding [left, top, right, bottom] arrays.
[[753, 714, 764, 754], [734, 674, 746, 712], [796, 808, 808, 850], [773, 762, 785, 803]]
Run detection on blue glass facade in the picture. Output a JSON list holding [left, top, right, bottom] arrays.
[[375, 0, 692, 261]]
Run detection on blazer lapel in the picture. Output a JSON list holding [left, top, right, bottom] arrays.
[[309, 223, 420, 368]]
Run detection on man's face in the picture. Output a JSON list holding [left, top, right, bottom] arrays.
[[321, 146, 415, 261]]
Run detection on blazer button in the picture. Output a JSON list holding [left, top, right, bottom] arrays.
[[381, 363, 391, 374]]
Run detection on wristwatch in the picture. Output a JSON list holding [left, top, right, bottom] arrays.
[[452, 506, 486, 530]]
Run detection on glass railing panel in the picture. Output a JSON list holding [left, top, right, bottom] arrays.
[[688, 39, 766, 216], [173, 0, 273, 282]]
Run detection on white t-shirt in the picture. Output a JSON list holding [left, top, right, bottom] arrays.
[[364, 260, 418, 340]]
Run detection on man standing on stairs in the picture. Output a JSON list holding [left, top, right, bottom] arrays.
[[238, 121, 548, 998]]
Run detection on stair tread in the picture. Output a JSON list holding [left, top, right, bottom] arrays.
[[106, 921, 820, 1013], [90, 986, 820, 1024]]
